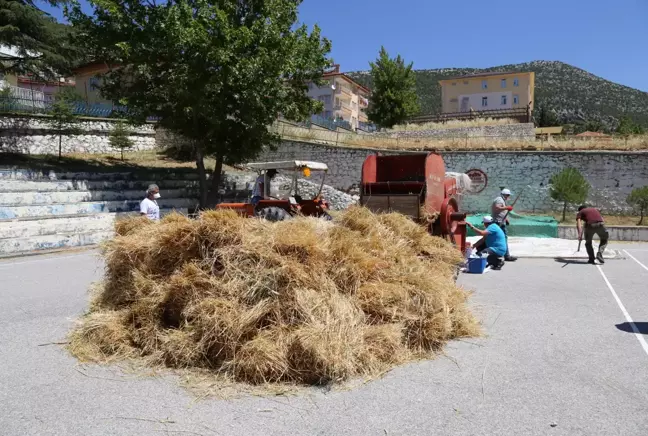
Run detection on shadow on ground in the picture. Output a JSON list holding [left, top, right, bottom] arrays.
[[616, 322, 648, 335], [554, 257, 595, 267]]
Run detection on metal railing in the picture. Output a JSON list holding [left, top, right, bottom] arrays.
[[410, 106, 532, 124]]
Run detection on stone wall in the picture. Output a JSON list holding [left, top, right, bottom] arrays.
[[0, 115, 156, 154], [256, 141, 648, 214], [372, 123, 535, 140]]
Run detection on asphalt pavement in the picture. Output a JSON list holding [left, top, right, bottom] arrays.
[[2, 245, 648, 436]]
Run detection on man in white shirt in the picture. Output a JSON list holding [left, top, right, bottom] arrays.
[[251, 169, 277, 205], [140, 184, 161, 221], [491, 188, 517, 262]]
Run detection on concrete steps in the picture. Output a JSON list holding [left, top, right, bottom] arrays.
[[0, 167, 199, 256], [0, 189, 192, 205]]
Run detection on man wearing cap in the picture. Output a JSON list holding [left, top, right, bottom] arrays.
[[467, 215, 507, 270], [492, 188, 517, 262]]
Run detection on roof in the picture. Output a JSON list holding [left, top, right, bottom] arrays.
[[321, 72, 371, 94], [439, 71, 532, 82], [247, 161, 329, 171]]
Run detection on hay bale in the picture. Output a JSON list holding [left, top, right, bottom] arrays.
[[114, 215, 152, 236], [69, 208, 479, 387]]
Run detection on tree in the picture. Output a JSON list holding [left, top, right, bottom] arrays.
[[534, 106, 558, 127], [617, 115, 645, 136], [366, 46, 419, 129], [549, 168, 590, 222], [0, 0, 79, 79], [627, 186, 648, 225], [68, 0, 331, 208], [45, 87, 81, 159], [109, 120, 134, 161]]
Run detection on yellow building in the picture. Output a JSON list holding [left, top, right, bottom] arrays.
[[438, 71, 535, 114], [73, 62, 115, 105]]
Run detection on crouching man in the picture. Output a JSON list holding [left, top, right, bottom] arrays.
[[467, 215, 508, 270]]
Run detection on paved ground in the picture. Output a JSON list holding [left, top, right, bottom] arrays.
[[2, 244, 648, 436]]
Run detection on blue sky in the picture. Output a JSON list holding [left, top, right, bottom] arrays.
[[39, 0, 648, 91]]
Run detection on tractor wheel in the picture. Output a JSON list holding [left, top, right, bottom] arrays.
[[256, 206, 291, 222]]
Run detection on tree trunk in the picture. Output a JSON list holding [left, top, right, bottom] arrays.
[[121, 149, 124, 161], [206, 153, 224, 208], [639, 207, 644, 226], [58, 133, 62, 160], [562, 201, 567, 222], [195, 145, 208, 209]]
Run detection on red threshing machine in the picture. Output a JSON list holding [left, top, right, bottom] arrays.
[[360, 152, 468, 252]]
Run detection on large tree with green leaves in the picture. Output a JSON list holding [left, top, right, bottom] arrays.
[[0, 0, 79, 79], [366, 46, 419, 129], [68, 0, 331, 207], [549, 168, 590, 222]]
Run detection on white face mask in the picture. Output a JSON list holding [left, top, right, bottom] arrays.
[[153, 193, 161, 199]]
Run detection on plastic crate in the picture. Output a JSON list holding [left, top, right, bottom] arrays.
[[466, 257, 487, 274]]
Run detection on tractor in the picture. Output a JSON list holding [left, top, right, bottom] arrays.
[[359, 152, 468, 252], [216, 160, 332, 221]]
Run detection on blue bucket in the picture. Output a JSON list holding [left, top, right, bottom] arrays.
[[467, 257, 487, 274]]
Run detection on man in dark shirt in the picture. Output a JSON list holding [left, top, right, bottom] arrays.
[[576, 205, 609, 264]]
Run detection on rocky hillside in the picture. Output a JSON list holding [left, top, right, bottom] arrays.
[[348, 61, 648, 129]]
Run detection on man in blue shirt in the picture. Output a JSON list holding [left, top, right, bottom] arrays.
[[467, 215, 508, 270]]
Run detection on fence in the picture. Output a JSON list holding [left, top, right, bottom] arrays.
[[410, 106, 532, 124]]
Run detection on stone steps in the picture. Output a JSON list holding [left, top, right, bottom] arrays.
[[0, 198, 196, 220], [0, 209, 184, 240], [0, 178, 200, 192], [0, 230, 115, 255], [0, 188, 193, 205], [0, 167, 201, 256]]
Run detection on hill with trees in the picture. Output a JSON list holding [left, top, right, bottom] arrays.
[[348, 61, 648, 131]]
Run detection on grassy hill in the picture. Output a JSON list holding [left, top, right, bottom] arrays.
[[348, 61, 648, 130]]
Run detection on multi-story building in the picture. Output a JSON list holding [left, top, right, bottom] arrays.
[[306, 65, 370, 130], [438, 71, 535, 115]]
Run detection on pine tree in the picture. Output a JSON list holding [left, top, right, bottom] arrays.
[[0, 0, 78, 79], [45, 87, 81, 159], [109, 120, 134, 161], [367, 46, 419, 129], [549, 168, 590, 222]]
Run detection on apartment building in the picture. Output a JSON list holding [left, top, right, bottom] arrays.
[[438, 71, 535, 114], [306, 65, 370, 130]]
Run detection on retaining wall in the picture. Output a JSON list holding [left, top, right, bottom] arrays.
[[372, 123, 535, 140], [0, 116, 156, 154], [256, 141, 648, 214], [558, 225, 648, 242]]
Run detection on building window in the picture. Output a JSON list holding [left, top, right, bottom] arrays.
[[335, 97, 340, 108], [501, 95, 507, 105], [501, 79, 507, 88], [513, 94, 519, 104], [318, 95, 331, 105], [482, 97, 488, 107], [482, 80, 488, 89], [513, 78, 519, 87], [324, 110, 332, 119], [89, 77, 100, 89]]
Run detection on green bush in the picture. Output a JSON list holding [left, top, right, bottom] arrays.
[[549, 168, 590, 222]]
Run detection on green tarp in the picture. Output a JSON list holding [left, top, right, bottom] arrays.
[[466, 212, 559, 238]]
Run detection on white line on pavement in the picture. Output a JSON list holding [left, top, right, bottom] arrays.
[[623, 250, 648, 272], [0, 253, 94, 268], [596, 265, 648, 358]]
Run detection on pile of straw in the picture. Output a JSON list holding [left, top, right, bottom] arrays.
[[70, 208, 478, 386]]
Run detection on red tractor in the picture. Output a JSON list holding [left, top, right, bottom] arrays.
[[360, 152, 468, 252], [216, 160, 332, 221]]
